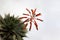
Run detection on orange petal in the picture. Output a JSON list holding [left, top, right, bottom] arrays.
[[36, 13, 41, 17], [31, 9, 35, 15], [33, 9, 36, 13], [26, 8, 31, 14], [23, 23, 28, 30], [29, 22, 32, 31], [23, 18, 29, 23], [23, 13, 29, 16], [19, 17, 27, 19], [34, 20, 38, 30], [37, 18, 43, 22]]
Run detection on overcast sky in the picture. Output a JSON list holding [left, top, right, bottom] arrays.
[[0, 0, 60, 40]]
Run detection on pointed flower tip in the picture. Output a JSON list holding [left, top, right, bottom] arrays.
[[33, 8, 36, 10], [26, 8, 28, 9], [36, 27, 38, 30], [23, 23, 28, 30], [36, 29, 38, 31], [41, 20, 43, 22], [29, 29, 31, 31]]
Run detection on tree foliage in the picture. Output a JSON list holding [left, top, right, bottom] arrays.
[[0, 14, 27, 40]]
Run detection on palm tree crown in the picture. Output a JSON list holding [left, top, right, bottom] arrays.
[[0, 14, 27, 40]]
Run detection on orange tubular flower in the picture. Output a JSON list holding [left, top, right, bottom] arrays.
[[19, 8, 43, 31]]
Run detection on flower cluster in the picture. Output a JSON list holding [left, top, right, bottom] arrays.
[[19, 8, 43, 31]]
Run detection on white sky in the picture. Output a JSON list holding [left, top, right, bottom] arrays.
[[0, 0, 60, 40]]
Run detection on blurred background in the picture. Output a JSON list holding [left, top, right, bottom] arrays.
[[0, 0, 60, 40]]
